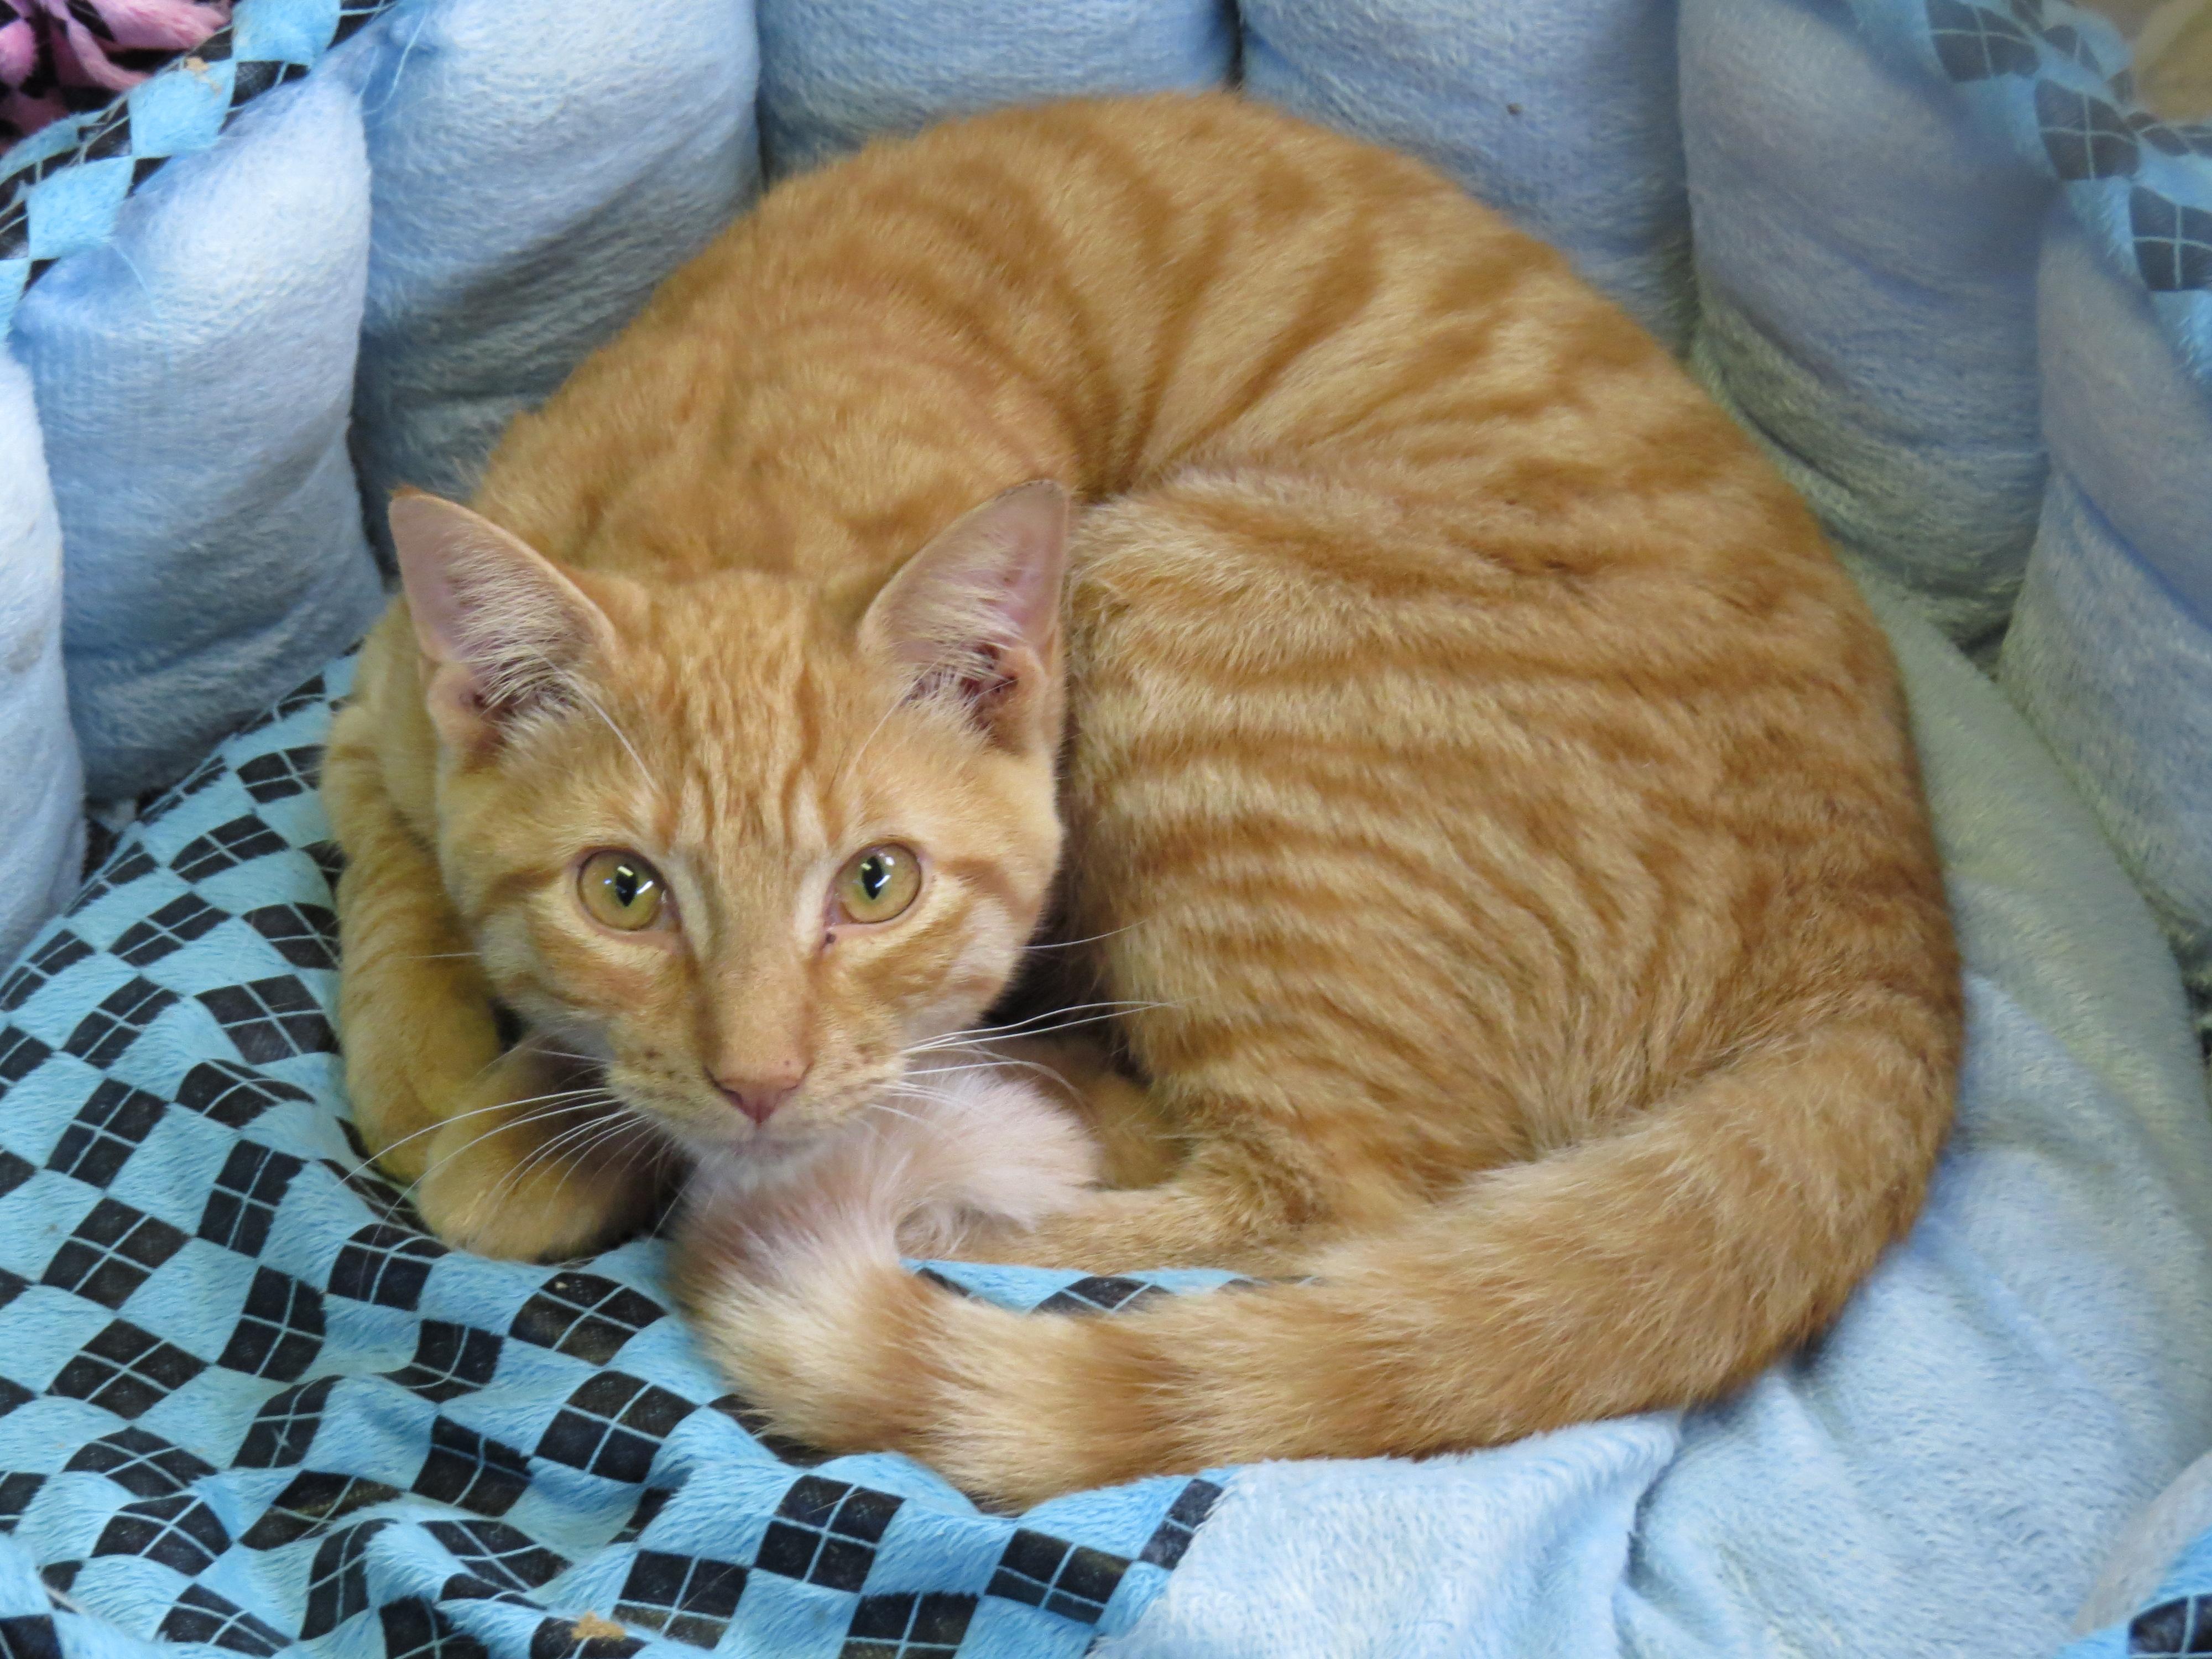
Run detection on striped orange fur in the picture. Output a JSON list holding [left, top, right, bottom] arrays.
[[325, 91, 1961, 1501]]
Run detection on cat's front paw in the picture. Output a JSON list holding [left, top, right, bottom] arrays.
[[410, 1050, 670, 1261], [343, 995, 505, 1186]]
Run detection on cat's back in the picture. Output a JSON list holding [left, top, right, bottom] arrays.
[[476, 91, 1760, 585]]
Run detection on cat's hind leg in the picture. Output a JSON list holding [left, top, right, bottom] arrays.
[[945, 483, 1531, 1276], [936, 1139, 1355, 1275]]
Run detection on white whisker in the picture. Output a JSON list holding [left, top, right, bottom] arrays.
[[901, 1001, 1174, 1057], [511, 638, 653, 786], [1021, 922, 1142, 953], [336, 1091, 611, 1184], [575, 684, 653, 785], [400, 1095, 618, 1192], [915, 1060, 1081, 1106], [904, 998, 1161, 1047], [839, 690, 909, 789], [484, 1104, 641, 1206], [860, 1101, 945, 1133]]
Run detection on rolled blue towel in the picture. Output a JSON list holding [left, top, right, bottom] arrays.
[[1242, 0, 1694, 352], [0, 349, 82, 964], [755, 0, 1235, 179], [2001, 213, 2212, 1029], [1681, 0, 2054, 650], [350, 0, 761, 556]]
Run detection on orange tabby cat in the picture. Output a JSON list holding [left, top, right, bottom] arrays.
[[325, 91, 1961, 1503]]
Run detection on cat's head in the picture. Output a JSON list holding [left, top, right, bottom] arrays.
[[386, 483, 1071, 1162]]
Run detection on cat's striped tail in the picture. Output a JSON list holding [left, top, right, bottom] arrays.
[[671, 1009, 1951, 1506]]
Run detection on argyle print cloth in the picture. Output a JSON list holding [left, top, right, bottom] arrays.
[[0, 655, 1224, 1659]]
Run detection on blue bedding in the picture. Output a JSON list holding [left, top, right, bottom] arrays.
[[0, 584, 2201, 1658], [2, 0, 2211, 1653], [0, 656, 1229, 1659]]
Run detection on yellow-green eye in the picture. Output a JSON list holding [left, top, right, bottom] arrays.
[[578, 849, 667, 931], [836, 844, 922, 925]]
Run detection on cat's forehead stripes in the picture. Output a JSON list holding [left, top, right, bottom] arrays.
[[618, 611, 857, 855]]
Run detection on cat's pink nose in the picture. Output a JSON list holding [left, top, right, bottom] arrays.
[[708, 1063, 807, 1125]]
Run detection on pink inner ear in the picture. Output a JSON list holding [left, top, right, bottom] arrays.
[[385, 490, 613, 733], [964, 481, 1070, 650], [909, 648, 1019, 719], [389, 492, 500, 670], [864, 481, 1071, 683]]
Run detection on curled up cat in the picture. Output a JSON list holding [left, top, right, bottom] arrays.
[[325, 91, 1963, 1504]]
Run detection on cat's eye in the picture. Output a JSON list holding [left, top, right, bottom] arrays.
[[835, 844, 923, 925], [578, 850, 668, 931]]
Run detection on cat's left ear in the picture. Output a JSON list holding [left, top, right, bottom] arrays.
[[859, 481, 1070, 753], [388, 489, 617, 753]]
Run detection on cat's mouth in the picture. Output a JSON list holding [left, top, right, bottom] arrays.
[[587, 1045, 919, 1167], [626, 1081, 848, 1165]]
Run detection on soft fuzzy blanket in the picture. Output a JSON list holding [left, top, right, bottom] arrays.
[[2, 1, 2210, 1654]]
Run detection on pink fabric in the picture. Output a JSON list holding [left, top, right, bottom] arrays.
[[1, 0, 228, 148]]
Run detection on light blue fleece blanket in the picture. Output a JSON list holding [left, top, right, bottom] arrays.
[[1112, 573, 2212, 1658], [2, 0, 2210, 1653]]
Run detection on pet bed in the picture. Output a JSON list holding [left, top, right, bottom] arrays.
[[1, 2, 2210, 1655]]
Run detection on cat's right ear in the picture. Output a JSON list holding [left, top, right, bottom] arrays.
[[387, 490, 615, 753], [859, 481, 1070, 754]]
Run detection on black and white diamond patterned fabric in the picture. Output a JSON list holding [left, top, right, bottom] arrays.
[[0, 655, 1224, 1659]]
